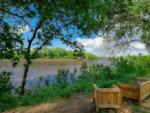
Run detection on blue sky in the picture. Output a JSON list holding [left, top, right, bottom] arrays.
[[22, 26, 77, 50], [21, 27, 148, 56], [14, 16, 148, 56]]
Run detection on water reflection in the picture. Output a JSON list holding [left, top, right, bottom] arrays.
[[0, 60, 101, 89]]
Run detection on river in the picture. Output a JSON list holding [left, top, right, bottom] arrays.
[[0, 59, 111, 90]]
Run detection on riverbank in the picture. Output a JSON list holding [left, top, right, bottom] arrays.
[[0, 58, 98, 62], [32, 58, 97, 62], [0, 55, 150, 112], [4, 94, 150, 113]]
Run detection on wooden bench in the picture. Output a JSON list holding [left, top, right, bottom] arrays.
[[93, 84, 122, 113], [117, 79, 150, 104]]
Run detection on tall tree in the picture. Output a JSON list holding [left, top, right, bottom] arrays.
[[0, 0, 112, 95]]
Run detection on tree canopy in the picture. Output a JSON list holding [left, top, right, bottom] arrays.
[[0, 0, 149, 57], [103, 0, 150, 51]]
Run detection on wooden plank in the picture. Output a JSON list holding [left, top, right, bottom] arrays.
[[99, 104, 120, 108], [93, 83, 122, 112], [97, 88, 120, 92], [118, 80, 150, 103], [139, 79, 150, 86], [139, 80, 150, 101], [117, 84, 139, 100]]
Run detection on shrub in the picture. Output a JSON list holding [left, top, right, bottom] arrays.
[[0, 71, 11, 94]]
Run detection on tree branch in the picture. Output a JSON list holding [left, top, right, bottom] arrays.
[[0, 8, 32, 29], [29, 20, 42, 43], [30, 39, 50, 59], [115, 39, 140, 47], [144, 41, 150, 48], [25, 20, 43, 60], [0, 8, 28, 18]]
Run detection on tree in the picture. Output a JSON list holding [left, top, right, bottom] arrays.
[[0, 0, 113, 95], [0, 16, 23, 60], [102, 0, 150, 51]]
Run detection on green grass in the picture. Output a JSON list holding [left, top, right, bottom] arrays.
[[132, 106, 150, 113]]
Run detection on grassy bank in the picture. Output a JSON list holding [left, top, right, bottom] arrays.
[[31, 48, 98, 59], [15, 48, 98, 60], [0, 55, 150, 112]]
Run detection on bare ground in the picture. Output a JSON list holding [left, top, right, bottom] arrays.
[[3, 94, 150, 113]]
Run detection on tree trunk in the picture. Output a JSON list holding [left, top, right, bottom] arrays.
[[20, 20, 42, 95], [20, 61, 30, 95]]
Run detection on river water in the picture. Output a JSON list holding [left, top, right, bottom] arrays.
[[0, 59, 111, 89]]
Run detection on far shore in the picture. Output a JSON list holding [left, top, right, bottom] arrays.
[[0, 58, 99, 63]]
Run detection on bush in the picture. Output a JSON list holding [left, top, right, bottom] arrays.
[[0, 72, 18, 111], [0, 71, 11, 94], [0, 93, 18, 111]]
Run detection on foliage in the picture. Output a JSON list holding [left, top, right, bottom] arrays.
[[104, 0, 150, 50], [0, 93, 18, 112], [0, 72, 11, 94], [31, 48, 97, 59], [0, 55, 150, 111], [114, 55, 150, 76], [55, 69, 69, 88], [0, 19, 23, 60], [0, 72, 18, 111]]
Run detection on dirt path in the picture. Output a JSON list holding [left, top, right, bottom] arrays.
[[4, 94, 150, 113], [4, 94, 95, 113]]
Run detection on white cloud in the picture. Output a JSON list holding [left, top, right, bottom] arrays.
[[130, 42, 146, 49], [77, 37, 104, 48], [77, 37, 107, 56], [77, 37, 148, 56], [16, 25, 30, 34]]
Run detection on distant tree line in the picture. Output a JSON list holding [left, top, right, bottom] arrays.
[[30, 48, 98, 59]]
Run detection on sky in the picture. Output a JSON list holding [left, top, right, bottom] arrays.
[[17, 20, 148, 57], [77, 36, 148, 56], [21, 25, 148, 57]]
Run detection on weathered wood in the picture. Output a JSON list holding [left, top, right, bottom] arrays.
[[117, 84, 139, 100], [117, 79, 150, 104], [93, 84, 122, 113], [139, 80, 150, 102]]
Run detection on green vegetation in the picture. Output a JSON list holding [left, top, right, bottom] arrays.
[[0, 72, 17, 111], [0, 72, 11, 94], [1, 0, 149, 95], [31, 48, 98, 59], [0, 55, 150, 112]]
